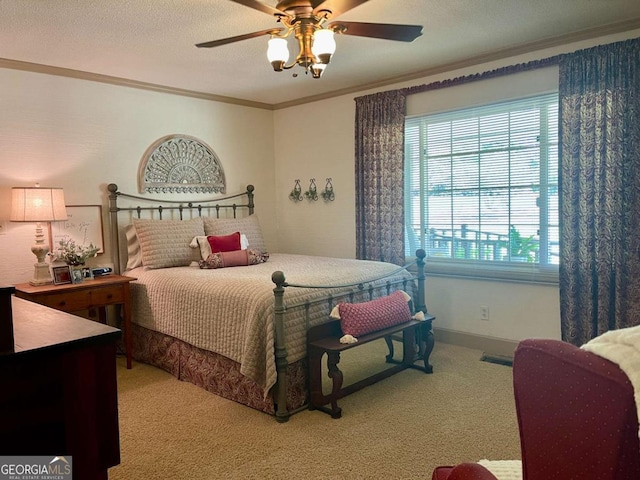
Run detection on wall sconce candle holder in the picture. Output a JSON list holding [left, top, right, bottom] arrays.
[[289, 179, 303, 202], [321, 178, 335, 201], [304, 178, 318, 201]]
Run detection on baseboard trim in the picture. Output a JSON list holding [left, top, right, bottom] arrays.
[[434, 328, 519, 360]]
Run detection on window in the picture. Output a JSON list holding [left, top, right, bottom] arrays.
[[405, 93, 559, 283]]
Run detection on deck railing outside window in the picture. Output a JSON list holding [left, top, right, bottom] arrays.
[[405, 92, 559, 282]]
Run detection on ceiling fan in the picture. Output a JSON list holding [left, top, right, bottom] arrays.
[[196, 0, 423, 78]]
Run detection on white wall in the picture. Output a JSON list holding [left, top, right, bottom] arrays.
[[273, 29, 640, 346], [0, 68, 276, 286], [274, 95, 356, 259], [2, 29, 637, 347]]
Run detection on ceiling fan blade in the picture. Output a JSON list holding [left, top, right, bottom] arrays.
[[228, 0, 284, 17], [196, 28, 283, 48], [312, 0, 370, 18], [330, 21, 423, 42]]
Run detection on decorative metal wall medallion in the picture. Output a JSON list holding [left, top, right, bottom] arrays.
[[138, 135, 226, 194]]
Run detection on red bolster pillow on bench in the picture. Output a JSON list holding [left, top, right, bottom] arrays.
[[338, 290, 412, 338]]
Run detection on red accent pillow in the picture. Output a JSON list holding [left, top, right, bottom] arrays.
[[338, 290, 412, 338], [207, 232, 241, 253]]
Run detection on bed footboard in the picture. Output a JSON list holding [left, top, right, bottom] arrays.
[[271, 249, 429, 422]]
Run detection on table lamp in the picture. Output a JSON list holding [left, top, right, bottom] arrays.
[[10, 186, 68, 285]]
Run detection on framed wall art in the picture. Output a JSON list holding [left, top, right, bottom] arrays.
[[50, 205, 104, 254]]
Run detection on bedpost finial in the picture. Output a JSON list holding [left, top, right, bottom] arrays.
[[247, 184, 255, 193], [416, 249, 426, 260], [107, 183, 118, 193], [272, 271, 286, 286]]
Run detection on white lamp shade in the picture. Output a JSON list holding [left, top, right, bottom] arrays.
[[312, 29, 336, 57], [10, 187, 68, 222], [267, 37, 290, 63]]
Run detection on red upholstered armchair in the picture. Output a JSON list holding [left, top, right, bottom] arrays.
[[432, 338, 640, 480]]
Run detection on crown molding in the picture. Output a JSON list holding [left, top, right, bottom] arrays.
[[1, 18, 639, 111], [0, 57, 274, 111], [272, 18, 640, 109]]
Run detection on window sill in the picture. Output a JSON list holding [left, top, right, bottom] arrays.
[[416, 258, 559, 285]]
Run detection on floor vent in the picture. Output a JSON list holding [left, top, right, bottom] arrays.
[[480, 353, 513, 367]]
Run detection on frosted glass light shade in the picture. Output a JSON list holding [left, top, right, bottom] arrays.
[[267, 37, 289, 71], [310, 63, 326, 78], [10, 187, 67, 222], [312, 29, 336, 64]]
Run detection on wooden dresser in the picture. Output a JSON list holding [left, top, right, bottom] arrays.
[[0, 296, 121, 480]]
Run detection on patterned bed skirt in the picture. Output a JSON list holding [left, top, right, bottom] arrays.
[[130, 324, 309, 415]]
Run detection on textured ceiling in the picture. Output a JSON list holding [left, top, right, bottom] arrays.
[[1, 0, 640, 107]]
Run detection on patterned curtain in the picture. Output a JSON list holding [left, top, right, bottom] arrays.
[[559, 38, 640, 345], [355, 90, 406, 265]]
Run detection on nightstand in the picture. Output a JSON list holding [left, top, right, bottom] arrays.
[[14, 274, 136, 369]]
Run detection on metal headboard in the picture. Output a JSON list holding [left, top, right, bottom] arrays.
[[107, 183, 255, 274]]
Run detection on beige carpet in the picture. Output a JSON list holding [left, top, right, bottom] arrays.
[[109, 341, 521, 480]]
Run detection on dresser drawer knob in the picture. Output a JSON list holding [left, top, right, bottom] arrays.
[[106, 294, 113, 299], [59, 301, 66, 306]]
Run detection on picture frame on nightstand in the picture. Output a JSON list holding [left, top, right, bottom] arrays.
[[70, 268, 83, 284], [81, 266, 94, 280], [52, 265, 72, 285]]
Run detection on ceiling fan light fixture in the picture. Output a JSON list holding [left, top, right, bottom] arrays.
[[311, 28, 336, 64], [197, 1, 423, 80], [267, 37, 289, 71]]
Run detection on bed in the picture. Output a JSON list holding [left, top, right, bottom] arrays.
[[107, 184, 432, 422]]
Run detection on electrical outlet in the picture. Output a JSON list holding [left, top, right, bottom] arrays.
[[480, 305, 490, 321]]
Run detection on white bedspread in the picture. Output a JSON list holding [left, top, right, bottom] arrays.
[[478, 460, 522, 480], [127, 253, 415, 395], [581, 324, 640, 439]]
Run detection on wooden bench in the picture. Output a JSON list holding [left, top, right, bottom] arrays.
[[307, 313, 435, 418]]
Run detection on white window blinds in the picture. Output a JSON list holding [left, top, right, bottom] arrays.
[[405, 93, 559, 282]]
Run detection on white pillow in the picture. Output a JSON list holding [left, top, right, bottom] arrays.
[[124, 224, 143, 270], [190, 234, 249, 261], [133, 217, 205, 269], [203, 215, 266, 253]]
